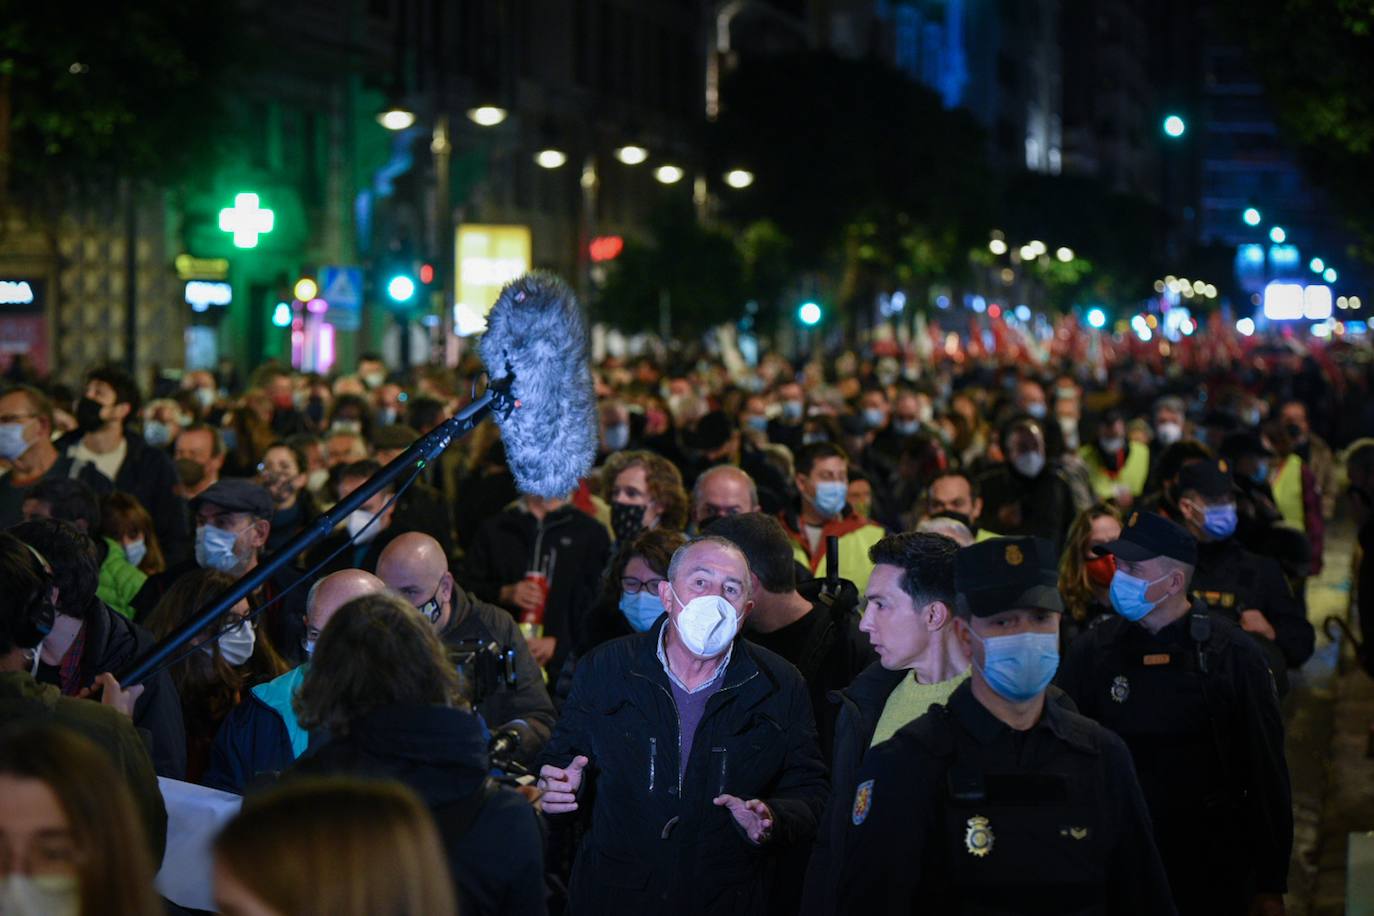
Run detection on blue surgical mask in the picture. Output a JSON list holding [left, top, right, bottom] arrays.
[[971, 629, 1060, 703], [745, 416, 768, 433], [1109, 570, 1171, 622], [195, 525, 242, 573], [781, 400, 804, 422], [0, 422, 30, 461], [893, 419, 921, 437], [1025, 402, 1048, 420], [1202, 504, 1237, 539], [123, 539, 148, 568], [1251, 461, 1270, 484], [619, 591, 664, 633], [604, 423, 630, 451], [143, 420, 172, 449], [813, 480, 848, 517], [862, 408, 886, 430]]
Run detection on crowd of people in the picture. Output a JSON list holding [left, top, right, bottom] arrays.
[[0, 338, 1368, 915]]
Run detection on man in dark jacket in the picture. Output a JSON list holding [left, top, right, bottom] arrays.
[[462, 491, 611, 685], [536, 536, 829, 916], [977, 416, 1078, 552], [373, 424, 455, 558], [378, 532, 557, 770], [802, 531, 968, 916], [203, 568, 386, 793], [301, 459, 404, 581], [1162, 459, 1314, 685], [0, 530, 167, 860], [11, 517, 187, 778], [57, 364, 190, 565]]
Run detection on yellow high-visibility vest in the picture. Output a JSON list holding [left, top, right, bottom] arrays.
[[1273, 454, 1305, 531], [1079, 441, 1151, 501]]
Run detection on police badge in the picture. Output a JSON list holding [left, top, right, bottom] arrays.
[[852, 779, 874, 826], [1110, 675, 1130, 703], [1004, 545, 1023, 566], [965, 815, 994, 857]]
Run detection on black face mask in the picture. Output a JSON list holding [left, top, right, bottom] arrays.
[[611, 501, 648, 542], [176, 458, 206, 488], [75, 397, 106, 434]]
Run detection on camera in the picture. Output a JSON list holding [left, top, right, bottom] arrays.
[[448, 638, 518, 706]]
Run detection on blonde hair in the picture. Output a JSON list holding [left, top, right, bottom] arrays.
[[214, 777, 457, 916]]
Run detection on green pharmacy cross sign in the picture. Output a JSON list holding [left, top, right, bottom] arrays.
[[219, 193, 275, 249]]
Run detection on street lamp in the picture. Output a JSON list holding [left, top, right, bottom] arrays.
[[1324, 267, 1338, 283], [534, 148, 568, 169], [614, 145, 649, 166], [465, 105, 508, 127], [798, 301, 822, 326], [724, 168, 755, 189], [653, 165, 685, 185], [1243, 207, 1262, 227], [1018, 244, 1037, 261], [1269, 226, 1286, 244], [1310, 257, 1325, 273], [377, 105, 417, 131], [1055, 247, 1074, 263], [989, 239, 1008, 255], [1162, 114, 1186, 138]]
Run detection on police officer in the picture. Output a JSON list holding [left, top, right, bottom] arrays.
[[837, 536, 1176, 915], [1164, 458, 1314, 690], [1057, 511, 1291, 916]]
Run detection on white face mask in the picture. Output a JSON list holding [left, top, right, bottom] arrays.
[[1011, 451, 1046, 478], [208, 618, 256, 667], [1156, 421, 1183, 445], [670, 585, 740, 659], [346, 508, 381, 544], [0, 874, 80, 916], [307, 468, 331, 493]]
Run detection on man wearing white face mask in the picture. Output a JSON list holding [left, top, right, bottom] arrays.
[[536, 536, 827, 915], [837, 536, 1174, 915], [977, 418, 1078, 553], [1058, 512, 1292, 916], [1078, 410, 1150, 506], [302, 460, 401, 586]]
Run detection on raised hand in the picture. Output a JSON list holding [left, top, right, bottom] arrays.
[[714, 794, 774, 844]]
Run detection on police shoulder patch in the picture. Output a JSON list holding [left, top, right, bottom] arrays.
[[851, 779, 874, 825], [1004, 544, 1023, 566]]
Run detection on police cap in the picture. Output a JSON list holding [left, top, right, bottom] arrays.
[[1095, 510, 1197, 565], [954, 536, 1062, 617], [1177, 457, 1239, 501]]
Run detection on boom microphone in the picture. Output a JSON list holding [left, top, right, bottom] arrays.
[[479, 271, 599, 499]]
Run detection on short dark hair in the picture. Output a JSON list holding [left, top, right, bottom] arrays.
[[86, 365, 141, 415], [707, 512, 797, 593], [0, 532, 54, 654], [868, 532, 958, 609], [182, 422, 225, 457], [9, 518, 100, 623], [25, 477, 101, 532], [294, 593, 463, 734], [796, 441, 850, 476], [929, 469, 980, 502], [405, 396, 446, 433]]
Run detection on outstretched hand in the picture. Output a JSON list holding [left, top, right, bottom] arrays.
[[714, 794, 773, 845], [76, 673, 145, 719], [538, 755, 589, 814]]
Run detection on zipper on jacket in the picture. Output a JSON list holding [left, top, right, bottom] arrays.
[[633, 664, 761, 797], [712, 746, 728, 797], [649, 736, 657, 793]]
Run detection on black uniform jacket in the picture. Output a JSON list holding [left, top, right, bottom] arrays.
[[838, 681, 1177, 916], [1056, 604, 1293, 906]]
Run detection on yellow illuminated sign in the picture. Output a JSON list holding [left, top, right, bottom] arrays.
[[454, 225, 531, 336]]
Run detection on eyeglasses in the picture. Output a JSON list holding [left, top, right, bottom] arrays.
[[620, 576, 665, 595]]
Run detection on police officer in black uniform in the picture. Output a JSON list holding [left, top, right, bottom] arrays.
[[837, 536, 1176, 916], [1163, 458, 1314, 693], [1057, 511, 1291, 916]]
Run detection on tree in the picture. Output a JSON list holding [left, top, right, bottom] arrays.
[[594, 200, 747, 338], [0, 1, 241, 203], [1219, 0, 1374, 261], [711, 51, 994, 315]]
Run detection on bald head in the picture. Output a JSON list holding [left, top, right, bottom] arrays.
[[304, 569, 385, 644], [692, 465, 760, 524], [376, 532, 454, 628]]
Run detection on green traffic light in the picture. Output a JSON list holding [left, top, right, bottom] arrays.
[[798, 301, 822, 326], [1162, 114, 1186, 138], [387, 275, 417, 302]]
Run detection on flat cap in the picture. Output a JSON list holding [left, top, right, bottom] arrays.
[[191, 478, 273, 520]]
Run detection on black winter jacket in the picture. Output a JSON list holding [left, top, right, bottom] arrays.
[[537, 628, 829, 916], [292, 704, 546, 916]]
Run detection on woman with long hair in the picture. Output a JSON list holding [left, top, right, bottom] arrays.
[[0, 723, 161, 916], [291, 593, 545, 916], [99, 492, 166, 576], [145, 569, 289, 782], [214, 777, 457, 916], [1058, 501, 1124, 649]]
